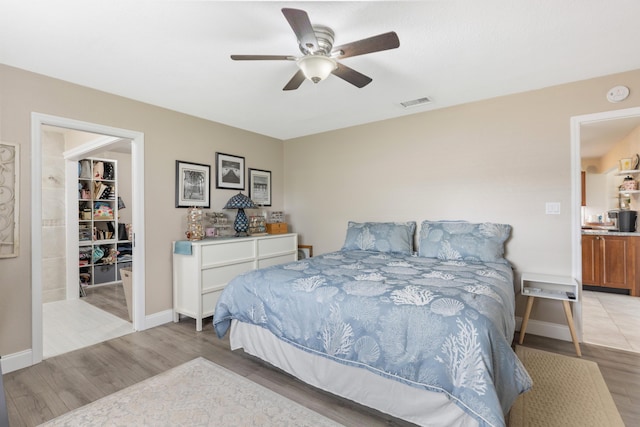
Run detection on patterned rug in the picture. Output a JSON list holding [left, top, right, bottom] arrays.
[[39, 357, 344, 427], [509, 346, 624, 427]]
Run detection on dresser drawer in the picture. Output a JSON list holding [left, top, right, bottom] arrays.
[[202, 289, 222, 318], [201, 261, 254, 293], [258, 253, 297, 269], [201, 239, 255, 265], [258, 234, 296, 257]]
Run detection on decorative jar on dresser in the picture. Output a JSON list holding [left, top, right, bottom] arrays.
[[172, 233, 298, 331]]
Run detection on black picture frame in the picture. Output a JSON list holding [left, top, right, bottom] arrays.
[[249, 168, 272, 206], [175, 160, 211, 208], [216, 152, 245, 190]]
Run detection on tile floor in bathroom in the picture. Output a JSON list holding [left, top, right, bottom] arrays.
[[43, 298, 132, 359]]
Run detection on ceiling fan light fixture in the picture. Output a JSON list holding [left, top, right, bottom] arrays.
[[231, 9, 400, 90], [297, 55, 337, 83]]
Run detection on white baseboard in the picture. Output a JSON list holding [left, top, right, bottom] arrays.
[[1, 310, 174, 374], [142, 309, 173, 330], [516, 316, 573, 342], [0, 349, 33, 374]]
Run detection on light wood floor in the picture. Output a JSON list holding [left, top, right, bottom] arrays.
[[82, 283, 130, 322], [4, 318, 639, 427]]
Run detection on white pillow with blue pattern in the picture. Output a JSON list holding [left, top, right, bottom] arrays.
[[341, 221, 416, 254], [418, 220, 511, 263]]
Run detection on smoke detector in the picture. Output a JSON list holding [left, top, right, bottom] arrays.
[[607, 86, 629, 103]]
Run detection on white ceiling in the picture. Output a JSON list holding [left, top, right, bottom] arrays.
[[2, 1, 640, 141]]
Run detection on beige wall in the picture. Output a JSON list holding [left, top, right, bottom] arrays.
[[601, 125, 640, 173], [0, 64, 282, 356], [582, 125, 640, 218], [2, 61, 640, 358], [284, 69, 640, 324]]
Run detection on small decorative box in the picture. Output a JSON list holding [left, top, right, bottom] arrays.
[[266, 223, 288, 234]]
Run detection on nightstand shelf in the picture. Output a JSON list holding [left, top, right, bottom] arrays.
[[519, 272, 581, 357]]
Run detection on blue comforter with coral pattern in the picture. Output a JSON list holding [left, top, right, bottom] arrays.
[[213, 250, 531, 427]]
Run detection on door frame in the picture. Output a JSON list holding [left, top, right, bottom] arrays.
[[31, 113, 147, 364], [570, 106, 640, 342]]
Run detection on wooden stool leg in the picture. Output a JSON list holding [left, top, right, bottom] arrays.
[[562, 300, 582, 357], [519, 295, 535, 345]]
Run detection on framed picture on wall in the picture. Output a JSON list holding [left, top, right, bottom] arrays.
[[249, 168, 271, 206], [175, 160, 211, 208], [0, 141, 19, 258], [216, 152, 245, 190]]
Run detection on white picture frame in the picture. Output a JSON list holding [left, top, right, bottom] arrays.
[[0, 142, 19, 258]]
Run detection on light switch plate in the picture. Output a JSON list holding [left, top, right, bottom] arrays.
[[545, 202, 561, 215]]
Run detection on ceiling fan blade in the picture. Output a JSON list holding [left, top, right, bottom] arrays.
[[332, 31, 400, 59], [282, 8, 319, 53], [231, 55, 295, 61], [331, 63, 372, 88], [283, 70, 306, 91]]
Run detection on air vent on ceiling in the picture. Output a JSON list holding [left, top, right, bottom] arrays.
[[400, 97, 433, 108]]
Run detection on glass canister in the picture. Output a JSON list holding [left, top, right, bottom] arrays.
[[185, 207, 204, 241], [622, 175, 638, 191]]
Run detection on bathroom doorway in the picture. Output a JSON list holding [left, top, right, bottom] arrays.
[[42, 126, 133, 358], [31, 113, 147, 364]]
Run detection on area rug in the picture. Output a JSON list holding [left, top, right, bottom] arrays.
[[509, 346, 624, 427], [40, 357, 344, 426]]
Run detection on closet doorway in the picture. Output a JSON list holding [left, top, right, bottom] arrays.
[[31, 113, 146, 364]]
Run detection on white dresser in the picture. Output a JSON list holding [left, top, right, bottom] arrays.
[[172, 233, 298, 331]]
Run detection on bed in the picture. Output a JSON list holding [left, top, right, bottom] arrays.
[[213, 220, 532, 427]]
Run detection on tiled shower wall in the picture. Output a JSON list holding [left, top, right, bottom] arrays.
[[41, 131, 67, 303]]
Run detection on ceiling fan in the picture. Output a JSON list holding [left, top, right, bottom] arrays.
[[231, 8, 400, 91]]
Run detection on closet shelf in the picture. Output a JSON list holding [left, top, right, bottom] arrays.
[[77, 157, 132, 293]]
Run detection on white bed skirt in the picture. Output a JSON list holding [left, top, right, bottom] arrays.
[[229, 320, 479, 427]]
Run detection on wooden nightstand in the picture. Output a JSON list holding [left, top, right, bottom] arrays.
[[518, 272, 581, 357]]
